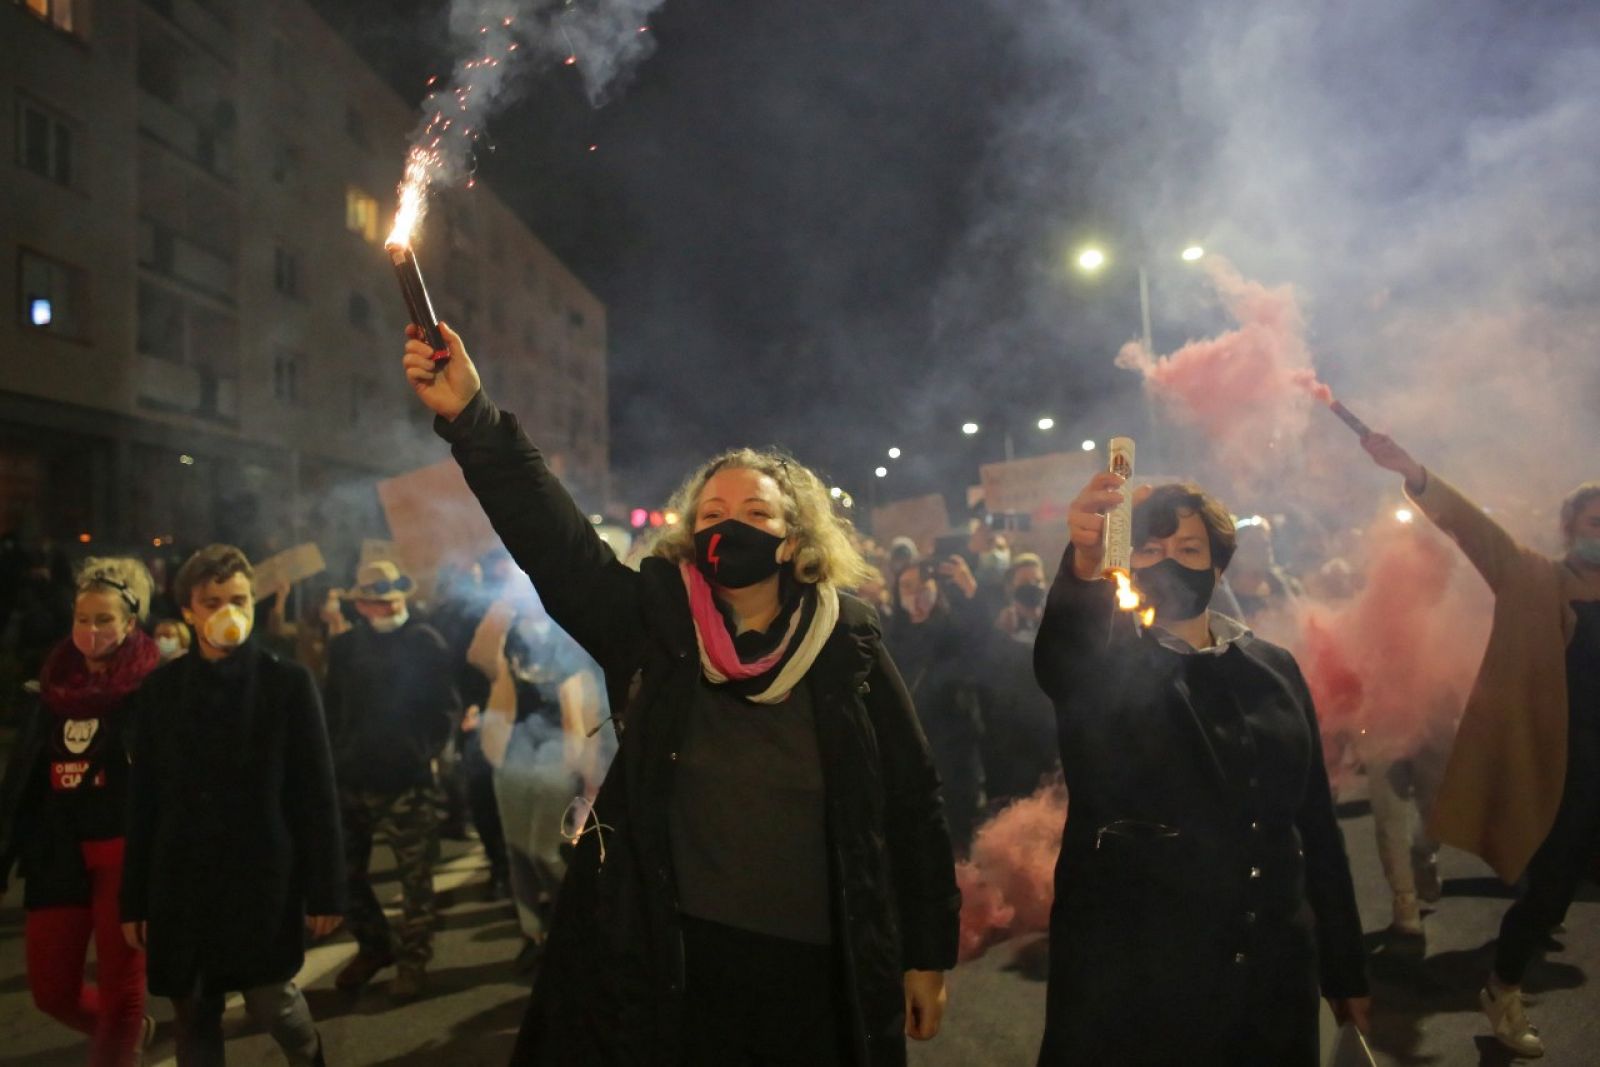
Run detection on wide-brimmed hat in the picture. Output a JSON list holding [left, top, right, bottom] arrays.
[[346, 560, 415, 603]]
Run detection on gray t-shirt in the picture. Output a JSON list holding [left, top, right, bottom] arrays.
[[668, 679, 832, 944]]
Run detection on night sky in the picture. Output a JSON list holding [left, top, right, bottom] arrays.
[[311, 0, 1600, 525], [310, 0, 1130, 508]]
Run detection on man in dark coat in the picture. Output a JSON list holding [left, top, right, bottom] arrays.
[[1033, 478, 1369, 1066], [400, 323, 961, 1067], [324, 560, 459, 1001], [121, 544, 344, 1067]]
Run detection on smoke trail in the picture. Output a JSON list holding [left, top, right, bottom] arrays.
[[1286, 513, 1490, 792], [1115, 256, 1329, 487], [955, 780, 1067, 961], [399, 0, 668, 236]]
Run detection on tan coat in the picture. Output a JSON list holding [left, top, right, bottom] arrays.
[[1411, 475, 1600, 883]]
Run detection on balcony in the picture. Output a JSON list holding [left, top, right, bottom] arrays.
[[142, 0, 233, 64], [138, 218, 235, 301], [137, 354, 202, 411], [138, 92, 235, 181]]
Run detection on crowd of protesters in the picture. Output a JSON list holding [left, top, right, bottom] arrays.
[[0, 319, 1591, 1065]]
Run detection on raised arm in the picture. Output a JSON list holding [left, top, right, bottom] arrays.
[[1363, 433, 1523, 593], [402, 323, 645, 667], [1033, 472, 1139, 703]]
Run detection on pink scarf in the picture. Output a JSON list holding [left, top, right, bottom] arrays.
[[682, 562, 798, 680]]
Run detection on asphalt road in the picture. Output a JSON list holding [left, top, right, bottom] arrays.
[[3, 805, 1595, 1066]]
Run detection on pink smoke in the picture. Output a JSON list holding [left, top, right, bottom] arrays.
[[1290, 515, 1489, 788], [1116, 257, 1333, 481], [955, 780, 1067, 961]]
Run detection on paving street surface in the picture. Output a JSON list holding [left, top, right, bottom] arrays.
[[2, 803, 1595, 1066]]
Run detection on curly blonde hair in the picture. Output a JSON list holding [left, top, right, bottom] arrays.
[[75, 557, 155, 622], [650, 448, 872, 589]]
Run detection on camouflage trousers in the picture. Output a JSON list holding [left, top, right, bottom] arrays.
[[340, 784, 444, 966]]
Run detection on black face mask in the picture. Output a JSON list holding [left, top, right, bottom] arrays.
[[693, 520, 787, 589], [1133, 558, 1216, 622], [1012, 582, 1047, 610]]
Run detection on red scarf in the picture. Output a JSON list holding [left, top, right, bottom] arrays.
[[39, 629, 161, 719]]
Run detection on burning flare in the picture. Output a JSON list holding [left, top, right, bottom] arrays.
[[1111, 569, 1156, 628], [386, 146, 438, 250]]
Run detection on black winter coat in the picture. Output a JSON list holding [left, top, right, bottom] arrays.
[[120, 642, 346, 998], [1033, 554, 1367, 1066], [436, 393, 960, 1067]]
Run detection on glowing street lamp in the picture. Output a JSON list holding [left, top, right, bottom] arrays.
[[1181, 245, 1206, 262], [874, 466, 888, 478], [887, 447, 901, 460], [1081, 439, 1097, 452], [1037, 417, 1056, 431], [1076, 247, 1107, 272], [961, 422, 980, 436]]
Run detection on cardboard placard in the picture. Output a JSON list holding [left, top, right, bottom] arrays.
[[251, 543, 326, 595], [869, 494, 952, 556], [979, 451, 1092, 523], [375, 460, 503, 580]]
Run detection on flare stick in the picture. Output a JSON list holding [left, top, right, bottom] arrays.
[[386, 243, 449, 362], [1327, 399, 1372, 439]]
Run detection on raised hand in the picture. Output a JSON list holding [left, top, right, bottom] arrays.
[[402, 321, 482, 422], [1361, 433, 1426, 492]]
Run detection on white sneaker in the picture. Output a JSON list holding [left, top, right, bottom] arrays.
[[1391, 891, 1424, 936], [1480, 980, 1544, 1057]]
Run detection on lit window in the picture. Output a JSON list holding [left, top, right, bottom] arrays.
[[19, 250, 87, 340], [17, 0, 75, 34], [16, 97, 74, 187], [345, 187, 379, 243]]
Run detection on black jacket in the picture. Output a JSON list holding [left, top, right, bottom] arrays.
[[322, 620, 458, 795], [1033, 553, 1367, 1065], [120, 642, 346, 998], [437, 393, 960, 1067]]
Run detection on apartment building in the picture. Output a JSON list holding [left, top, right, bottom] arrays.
[[1, 0, 609, 561]]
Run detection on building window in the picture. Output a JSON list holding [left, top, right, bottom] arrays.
[[19, 249, 87, 340], [345, 186, 380, 242], [273, 246, 300, 298], [273, 351, 302, 405], [136, 281, 184, 361], [348, 292, 371, 331], [16, 97, 75, 187], [16, 0, 76, 34]]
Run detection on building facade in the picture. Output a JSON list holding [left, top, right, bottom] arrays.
[[1, 0, 609, 567]]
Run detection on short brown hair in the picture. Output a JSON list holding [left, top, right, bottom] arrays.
[[174, 544, 254, 609], [1560, 482, 1600, 544], [1133, 483, 1238, 572]]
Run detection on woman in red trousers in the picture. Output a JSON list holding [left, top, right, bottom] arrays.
[[0, 558, 160, 1067]]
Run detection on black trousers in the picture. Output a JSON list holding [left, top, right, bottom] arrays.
[[463, 733, 508, 879], [1495, 721, 1600, 984], [679, 915, 847, 1067]]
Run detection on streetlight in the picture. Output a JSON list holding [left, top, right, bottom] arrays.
[[1181, 245, 1206, 262], [1077, 247, 1106, 271], [887, 447, 901, 460], [961, 422, 980, 436], [874, 466, 888, 478], [1037, 417, 1055, 431], [829, 486, 843, 500], [1081, 439, 1096, 452]]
